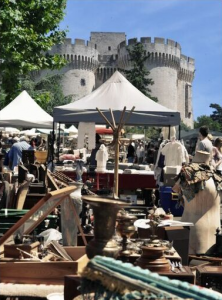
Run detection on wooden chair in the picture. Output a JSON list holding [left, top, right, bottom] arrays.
[[15, 181, 29, 209]]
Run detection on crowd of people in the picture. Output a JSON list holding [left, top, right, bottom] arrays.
[[0, 133, 46, 171], [0, 126, 222, 175], [127, 140, 158, 165]]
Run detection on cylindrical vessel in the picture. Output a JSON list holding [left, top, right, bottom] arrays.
[[82, 195, 126, 259], [136, 246, 170, 272]]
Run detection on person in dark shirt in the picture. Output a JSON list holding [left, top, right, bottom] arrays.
[[147, 143, 156, 164], [89, 133, 101, 172], [127, 140, 135, 163]]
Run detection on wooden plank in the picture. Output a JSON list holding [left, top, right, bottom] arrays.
[[0, 187, 76, 247], [15, 182, 29, 209]]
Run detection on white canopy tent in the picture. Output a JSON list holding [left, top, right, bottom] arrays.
[[0, 127, 20, 134], [53, 71, 180, 126], [0, 90, 53, 128], [67, 125, 78, 134]]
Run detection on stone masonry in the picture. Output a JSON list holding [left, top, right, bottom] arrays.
[[34, 32, 195, 128]]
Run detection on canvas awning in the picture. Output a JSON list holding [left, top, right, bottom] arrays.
[[0, 91, 53, 128], [53, 71, 180, 126]]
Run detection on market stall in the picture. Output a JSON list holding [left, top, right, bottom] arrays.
[[53, 71, 180, 195], [0, 90, 53, 129], [53, 71, 180, 126]]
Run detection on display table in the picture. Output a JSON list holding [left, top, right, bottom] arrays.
[[62, 171, 156, 192]]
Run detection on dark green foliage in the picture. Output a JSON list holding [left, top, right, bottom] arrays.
[[20, 75, 71, 116], [124, 126, 161, 140], [194, 103, 222, 131], [194, 115, 222, 131], [210, 103, 222, 125], [180, 121, 191, 131], [0, 0, 67, 104], [123, 42, 157, 101]]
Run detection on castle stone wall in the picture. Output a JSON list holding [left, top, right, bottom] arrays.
[[90, 32, 125, 56], [62, 69, 96, 101], [147, 64, 178, 111], [117, 37, 195, 127], [34, 33, 195, 128]]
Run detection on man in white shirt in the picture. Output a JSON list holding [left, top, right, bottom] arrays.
[[197, 126, 213, 154]]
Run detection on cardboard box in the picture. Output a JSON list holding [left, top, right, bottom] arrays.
[[163, 166, 181, 187], [0, 246, 88, 285]]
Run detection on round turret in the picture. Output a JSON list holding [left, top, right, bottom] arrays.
[[35, 38, 99, 102], [118, 37, 195, 128]]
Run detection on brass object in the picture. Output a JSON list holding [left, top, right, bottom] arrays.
[[35, 150, 48, 164], [135, 245, 171, 272], [82, 195, 126, 259], [116, 213, 137, 256]]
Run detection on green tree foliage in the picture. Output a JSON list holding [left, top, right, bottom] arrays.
[[20, 75, 71, 116], [180, 121, 191, 132], [210, 103, 222, 125], [124, 126, 160, 140], [194, 115, 222, 131], [0, 0, 67, 104], [123, 42, 157, 101]]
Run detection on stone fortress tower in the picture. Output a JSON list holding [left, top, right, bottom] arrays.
[[35, 32, 195, 128]]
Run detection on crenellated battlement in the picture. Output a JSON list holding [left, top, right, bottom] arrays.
[[47, 38, 99, 72], [36, 32, 195, 128], [118, 37, 194, 77], [59, 38, 97, 49], [118, 37, 181, 50]]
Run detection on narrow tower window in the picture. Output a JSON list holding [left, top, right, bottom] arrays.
[[185, 83, 191, 118], [108, 46, 111, 51], [80, 79, 86, 86]]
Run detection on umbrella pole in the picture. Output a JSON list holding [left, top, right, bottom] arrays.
[[113, 129, 120, 199], [96, 107, 135, 199], [57, 123, 61, 163]]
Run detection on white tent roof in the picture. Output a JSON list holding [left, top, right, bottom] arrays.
[[0, 127, 20, 133], [68, 125, 78, 133], [54, 71, 180, 126], [0, 90, 53, 128]]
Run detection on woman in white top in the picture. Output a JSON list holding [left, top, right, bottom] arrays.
[[212, 137, 222, 173]]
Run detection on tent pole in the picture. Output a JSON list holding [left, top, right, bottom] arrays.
[[113, 129, 120, 199], [51, 121, 55, 166], [168, 125, 171, 140], [57, 123, 61, 163]]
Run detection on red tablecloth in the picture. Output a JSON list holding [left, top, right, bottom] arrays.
[[62, 171, 156, 191]]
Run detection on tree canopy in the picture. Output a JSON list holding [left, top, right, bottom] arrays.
[[0, 0, 67, 105], [194, 115, 222, 131], [20, 75, 71, 116], [123, 42, 158, 101], [210, 103, 222, 125]]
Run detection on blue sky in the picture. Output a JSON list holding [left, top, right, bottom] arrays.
[[59, 0, 222, 121]]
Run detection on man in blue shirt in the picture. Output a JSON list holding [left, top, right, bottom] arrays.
[[8, 140, 33, 170]]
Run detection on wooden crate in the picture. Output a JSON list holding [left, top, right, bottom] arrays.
[[0, 246, 88, 285], [196, 265, 222, 292], [4, 241, 40, 258]]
